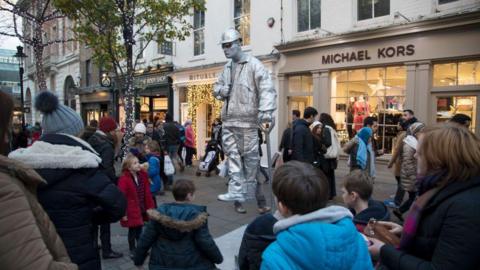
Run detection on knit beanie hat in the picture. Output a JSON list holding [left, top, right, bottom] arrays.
[[134, 123, 146, 134], [99, 117, 117, 133], [34, 91, 84, 136]]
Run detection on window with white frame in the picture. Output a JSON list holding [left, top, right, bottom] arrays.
[[357, 0, 390, 21], [193, 8, 205, 56], [297, 0, 321, 32], [158, 41, 173, 56], [234, 0, 250, 46]]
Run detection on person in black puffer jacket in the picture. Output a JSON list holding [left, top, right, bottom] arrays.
[[291, 107, 318, 164], [238, 213, 278, 270], [9, 92, 126, 270], [88, 116, 124, 259], [134, 179, 223, 270]]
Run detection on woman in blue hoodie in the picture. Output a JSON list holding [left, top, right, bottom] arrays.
[[261, 161, 373, 270]]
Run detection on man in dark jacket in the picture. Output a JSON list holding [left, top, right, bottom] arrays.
[[87, 116, 123, 259], [291, 107, 317, 163], [9, 91, 126, 270], [134, 179, 223, 269], [238, 213, 278, 270], [146, 122, 161, 143], [278, 110, 300, 162], [163, 113, 184, 172]]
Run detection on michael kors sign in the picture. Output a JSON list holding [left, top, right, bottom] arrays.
[[322, 44, 415, 64]]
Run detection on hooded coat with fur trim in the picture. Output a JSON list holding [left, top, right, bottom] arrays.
[[8, 133, 126, 270], [0, 155, 78, 270], [133, 203, 223, 270]]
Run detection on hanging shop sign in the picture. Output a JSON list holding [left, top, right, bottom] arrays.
[[188, 72, 218, 82], [135, 74, 169, 88], [321, 44, 415, 65]]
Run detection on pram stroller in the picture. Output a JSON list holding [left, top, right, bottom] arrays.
[[196, 139, 221, 177]]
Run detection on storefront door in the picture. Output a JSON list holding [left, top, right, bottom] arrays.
[[434, 93, 479, 134]]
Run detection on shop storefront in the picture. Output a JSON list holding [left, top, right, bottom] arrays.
[[173, 66, 223, 157], [134, 70, 173, 123], [276, 12, 480, 154], [79, 90, 113, 124], [173, 56, 280, 157]]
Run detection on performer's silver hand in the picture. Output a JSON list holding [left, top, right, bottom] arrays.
[[258, 111, 273, 124]]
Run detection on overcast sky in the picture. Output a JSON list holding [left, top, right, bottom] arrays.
[[0, 35, 22, 50]]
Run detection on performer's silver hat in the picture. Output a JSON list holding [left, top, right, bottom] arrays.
[[219, 28, 242, 44]]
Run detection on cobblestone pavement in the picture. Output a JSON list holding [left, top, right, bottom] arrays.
[[102, 159, 398, 270]]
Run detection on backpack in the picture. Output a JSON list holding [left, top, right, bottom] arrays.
[[324, 125, 341, 159]]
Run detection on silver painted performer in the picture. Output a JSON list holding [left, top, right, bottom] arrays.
[[214, 28, 277, 203]]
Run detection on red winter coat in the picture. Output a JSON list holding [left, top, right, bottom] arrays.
[[118, 170, 155, 228]]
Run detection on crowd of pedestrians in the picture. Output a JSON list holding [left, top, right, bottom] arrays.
[[1, 89, 480, 270]]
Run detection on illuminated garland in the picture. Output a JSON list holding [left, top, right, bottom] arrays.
[[186, 83, 222, 137]]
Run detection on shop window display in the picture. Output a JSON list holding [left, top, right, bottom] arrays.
[[331, 66, 406, 154], [433, 60, 480, 86], [287, 75, 313, 123], [436, 96, 476, 133]]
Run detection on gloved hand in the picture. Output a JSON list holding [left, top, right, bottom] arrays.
[[258, 110, 274, 124]]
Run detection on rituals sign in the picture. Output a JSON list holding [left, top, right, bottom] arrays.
[[321, 44, 415, 64]]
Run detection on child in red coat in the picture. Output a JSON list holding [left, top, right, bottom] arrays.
[[118, 154, 155, 256]]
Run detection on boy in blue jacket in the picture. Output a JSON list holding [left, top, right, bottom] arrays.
[[261, 161, 373, 270]]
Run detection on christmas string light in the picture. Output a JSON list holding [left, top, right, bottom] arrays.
[[186, 83, 222, 138]]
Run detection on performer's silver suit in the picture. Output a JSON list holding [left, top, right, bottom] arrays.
[[214, 54, 276, 200]]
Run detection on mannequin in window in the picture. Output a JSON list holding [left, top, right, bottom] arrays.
[[353, 95, 370, 131]]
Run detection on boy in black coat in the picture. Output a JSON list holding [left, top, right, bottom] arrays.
[[134, 179, 223, 270]]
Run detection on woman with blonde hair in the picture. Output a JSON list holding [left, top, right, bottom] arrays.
[[369, 123, 480, 269]]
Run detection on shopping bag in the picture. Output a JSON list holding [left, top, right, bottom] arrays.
[[324, 126, 342, 159], [164, 155, 175, 176], [217, 159, 229, 178]]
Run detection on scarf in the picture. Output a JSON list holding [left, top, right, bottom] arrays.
[[131, 172, 146, 214], [399, 172, 444, 250], [356, 127, 373, 170]]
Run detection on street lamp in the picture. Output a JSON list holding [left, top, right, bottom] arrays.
[[14, 46, 27, 128], [101, 72, 117, 120]]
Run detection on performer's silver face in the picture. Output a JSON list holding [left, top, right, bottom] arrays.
[[222, 40, 241, 59]]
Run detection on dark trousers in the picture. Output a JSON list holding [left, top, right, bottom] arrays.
[[399, 191, 416, 213], [393, 176, 406, 206], [93, 223, 111, 253], [128, 226, 143, 251], [325, 169, 336, 199], [185, 146, 196, 166]]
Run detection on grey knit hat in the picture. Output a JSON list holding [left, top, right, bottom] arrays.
[[34, 91, 84, 136]]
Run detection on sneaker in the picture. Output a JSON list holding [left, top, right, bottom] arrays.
[[235, 204, 247, 214], [384, 199, 399, 208], [218, 193, 245, 202], [102, 250, 123, 259], [257, 206, 271, 214]]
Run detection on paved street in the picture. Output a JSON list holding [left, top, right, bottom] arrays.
[[102, 158, 397, 270]]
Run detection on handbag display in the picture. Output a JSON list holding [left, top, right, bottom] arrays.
[[363, 218, 401, 247]]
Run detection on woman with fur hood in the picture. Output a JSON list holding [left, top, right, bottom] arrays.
[[393, 122, 425, 221], [0, 92, 77, 270], [8, 91, 126, 270]]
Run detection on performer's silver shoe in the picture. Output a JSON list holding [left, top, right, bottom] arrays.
[[218, 193, 245, 202]]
